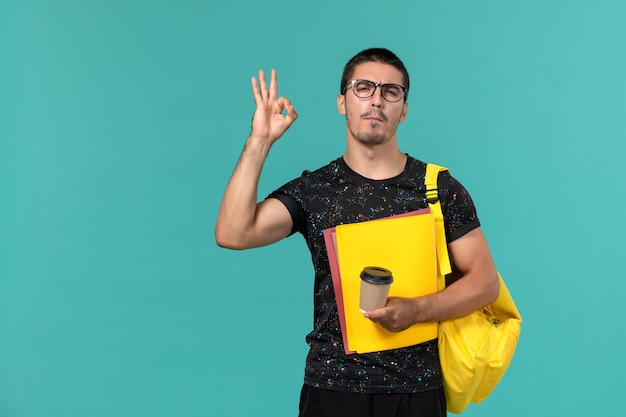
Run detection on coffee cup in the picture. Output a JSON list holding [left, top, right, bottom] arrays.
[[359, 266, 393, 312]]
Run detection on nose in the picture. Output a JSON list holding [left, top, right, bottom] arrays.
[[370, 86, 384, 107]]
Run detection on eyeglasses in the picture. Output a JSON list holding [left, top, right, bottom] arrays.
[[343, 79, 408, 102]]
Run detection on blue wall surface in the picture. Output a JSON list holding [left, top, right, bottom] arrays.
[[2, 1, 625, 416]]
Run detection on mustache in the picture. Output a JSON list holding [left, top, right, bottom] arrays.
[[361, 110, 388, 122]]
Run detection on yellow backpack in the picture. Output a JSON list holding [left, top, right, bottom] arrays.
[[425, 164, 522, 414]]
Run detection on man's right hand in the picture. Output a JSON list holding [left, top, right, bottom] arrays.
[[250, 69, 298, 144]]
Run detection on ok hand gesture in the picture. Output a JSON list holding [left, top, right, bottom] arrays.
[[250, 69, 298, 144]]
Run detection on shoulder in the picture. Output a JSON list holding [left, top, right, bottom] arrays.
[[425, 163, 481, 242], [266, 157, 345, 207], [405, 154, 427, 174]]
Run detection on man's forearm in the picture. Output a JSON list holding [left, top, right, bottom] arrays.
[[412, 269, 499, 323], [215, 136, 272, 248]]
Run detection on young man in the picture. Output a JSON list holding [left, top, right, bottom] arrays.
[[215, 48, 499, 417]]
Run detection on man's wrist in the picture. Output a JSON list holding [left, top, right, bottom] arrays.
[[243, 135, 273, 157], [412, 295, 434, 324]]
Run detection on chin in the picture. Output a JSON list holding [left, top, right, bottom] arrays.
[[356, 135, 387, 146]]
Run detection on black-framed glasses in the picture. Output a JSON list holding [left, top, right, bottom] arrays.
[[343, 79, 408, 102]]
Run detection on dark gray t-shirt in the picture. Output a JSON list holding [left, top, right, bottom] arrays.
[[268, 155, 480, 393]]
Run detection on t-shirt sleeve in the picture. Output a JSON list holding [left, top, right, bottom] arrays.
[[438, 171, 481, 243], [266, 177, 307, 236]]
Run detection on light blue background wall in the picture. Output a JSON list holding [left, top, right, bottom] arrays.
[[2, 1, 625, 416]]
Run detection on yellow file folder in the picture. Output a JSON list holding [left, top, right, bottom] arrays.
[[330, 210, 439, 354]]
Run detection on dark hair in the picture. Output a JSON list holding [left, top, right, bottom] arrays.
[[340, 48, 410, 101]]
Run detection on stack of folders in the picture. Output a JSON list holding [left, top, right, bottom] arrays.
[[323, 209, 439, 355]]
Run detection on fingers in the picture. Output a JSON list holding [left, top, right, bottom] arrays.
[[251, 70, 268, 105], [365, 308, 402, 333], [259, 69, 269, 99], [251, 75, 261, 104], [363, 306, 388, 322], [251, 69, 278, 104], [269, 69, 277, 102], [364, 298, 414, 332], [277, 96, 298, 123]]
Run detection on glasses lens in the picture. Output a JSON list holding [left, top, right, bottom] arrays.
[[381, 85, 404, 102], [352, 80, 376, 98]]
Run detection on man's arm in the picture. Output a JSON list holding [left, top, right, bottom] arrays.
[[364, 228, 500, 332], [215, 69, 298, 250]]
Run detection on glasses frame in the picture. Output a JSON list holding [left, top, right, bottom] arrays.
[[343, 79, 408, 102]]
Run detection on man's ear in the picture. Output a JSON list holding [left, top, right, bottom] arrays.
[[399, 101, 408, 123], [337, 94, 346, 115]]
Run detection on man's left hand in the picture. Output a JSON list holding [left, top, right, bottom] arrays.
[[363, 297, 420, 333]]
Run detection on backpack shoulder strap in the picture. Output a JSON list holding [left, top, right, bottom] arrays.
[[425, 163, 452, 290]]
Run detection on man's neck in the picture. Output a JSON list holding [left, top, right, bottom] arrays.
[[343, 142, 408, 180]]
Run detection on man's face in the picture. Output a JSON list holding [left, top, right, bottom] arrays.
[[337, 62, 408, 146]]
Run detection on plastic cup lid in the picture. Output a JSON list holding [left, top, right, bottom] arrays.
[[360, 266, 393, 285]]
